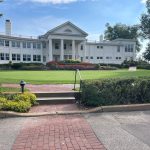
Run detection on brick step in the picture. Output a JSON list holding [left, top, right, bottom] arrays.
[[34, 92, 77, 98], [37, 97, 75, 105]]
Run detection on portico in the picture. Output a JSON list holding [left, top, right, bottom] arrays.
[[41, 21, 88, 62], [48, 38, 86, 61]]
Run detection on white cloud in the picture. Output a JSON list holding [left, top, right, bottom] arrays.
[[141, 0, 147, 4], [22, 0, 78, 4]]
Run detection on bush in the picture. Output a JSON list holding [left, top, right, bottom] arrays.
[[13, 93, 37, 105], [0, 93, 37, 112], [78, 78, 150, 106], [137, 64, 150, 70], [2, 101, 31, 113]]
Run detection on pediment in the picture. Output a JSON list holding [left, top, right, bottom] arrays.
[[44, 21, 88, 38]]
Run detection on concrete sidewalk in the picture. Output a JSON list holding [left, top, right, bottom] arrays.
[[85, 111, 150, 150]]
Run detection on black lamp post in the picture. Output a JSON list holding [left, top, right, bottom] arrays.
[[20, 80, 26, 93]]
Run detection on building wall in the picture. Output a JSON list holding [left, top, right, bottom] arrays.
[[0, 35, 136, 65]]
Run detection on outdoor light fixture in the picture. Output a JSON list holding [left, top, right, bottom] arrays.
[[20, 80, 26, 93]]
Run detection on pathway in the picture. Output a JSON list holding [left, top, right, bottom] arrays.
[[2, 84, 78, 93], [12, 115, 106, 150]]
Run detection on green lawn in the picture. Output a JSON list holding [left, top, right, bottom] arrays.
[[0, 87, 29, 92], [0, 69, 149, 84]]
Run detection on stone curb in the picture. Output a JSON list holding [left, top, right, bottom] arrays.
[[0, 103, 150, 118]]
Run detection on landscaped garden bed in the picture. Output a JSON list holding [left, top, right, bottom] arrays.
[[76, 77, 150, 107], [0, 93, 37, 112]]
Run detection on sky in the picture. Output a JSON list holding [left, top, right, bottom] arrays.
[[0, 0, 148, 54]]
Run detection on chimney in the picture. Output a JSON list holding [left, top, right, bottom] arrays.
[[99, 34, 103, 42], [5, 19, 11, 35]]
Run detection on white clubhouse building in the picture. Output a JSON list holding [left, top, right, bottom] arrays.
[[0, 20, 136, 64]]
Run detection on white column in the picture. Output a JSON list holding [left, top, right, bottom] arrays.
[[60, 39, 64, 60], [83, 40, 86, 62], [49, 39, 53, 61], [72, 40, 75, 60]]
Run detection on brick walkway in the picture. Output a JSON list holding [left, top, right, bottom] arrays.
[[2, 84, 78, 93], [29, 104, 79, 113], [12, 115, 106, 150]]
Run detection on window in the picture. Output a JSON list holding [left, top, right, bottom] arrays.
[[0, 53, 4, 60], [23, 42, 26, 48], [100, 57, 103, 59], [125, 44, 134, 52], [16, 42, 20, 48], [12, 54, 16, 61], [33, 43, 36, 49], [37, 43, 41, 49], [17, 54, 20, 61], [12, 41, 16, 47], [86, 56, 88, 59], [55, 43, 59, 49], [42, 42, 46, 49], [97, 57, 100, 59], [117, 46, 120, 52], [12, 41, 20, 48], [125, 45, 128, 52], [97, 46, 100, 49], [100, 46, 103, 49], [6, 53, 9, 60], [116, 57, 121, 60], [90, 56, 93, 59], [0, 53, 9, 60], [23, 54, 31, 61], [5, 40, 9, 47], [131, 45, 134, 52], [12, 54, 20, 61], [27, 42, 31, 49], [81, 45, 83, 50], [64, 44, 67, 50], [0, 39, 4, 46], [106, 57, 112, 59], [33, 55, 41, 61]]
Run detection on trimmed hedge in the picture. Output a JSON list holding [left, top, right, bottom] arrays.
[[78, 78, 150, 106], [0, 93, 37, 112]]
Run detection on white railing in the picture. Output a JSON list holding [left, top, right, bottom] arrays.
[[73, 69, 83, 91], [0, 32, 38, 39]]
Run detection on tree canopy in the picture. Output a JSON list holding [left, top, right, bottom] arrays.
[[140, 0, 150, 39], [140, 0, 150, 61], [104, 23, 140, 52]]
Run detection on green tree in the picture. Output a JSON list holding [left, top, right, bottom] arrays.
[[140, 0, 150, 61], [143, 43, 150, 62], [0, 0, 3, 17], [104, 23, 140, 52], [140, 0, 150, 39]]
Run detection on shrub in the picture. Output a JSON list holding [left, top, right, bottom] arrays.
[[0, 97, 7, 110], [78, 78, 150, 106], [137, 64, 150, 70], [13, 93, 37, 105], [2, 101, 31, 113]]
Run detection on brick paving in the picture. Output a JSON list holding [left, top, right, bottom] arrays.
[[12, 115, 106, 150], [29, 104, 79, 113], [2, 84, 78, 93]]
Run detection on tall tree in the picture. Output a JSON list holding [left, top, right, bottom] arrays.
[[140, 0, 150, 39], [143, 43, 150, 62], [104, 23, 140, 52], [140, 0, 150, 61]]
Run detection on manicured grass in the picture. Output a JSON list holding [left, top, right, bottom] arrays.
[[0, 69, 149, 84], [0, 87, 29, 92]]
